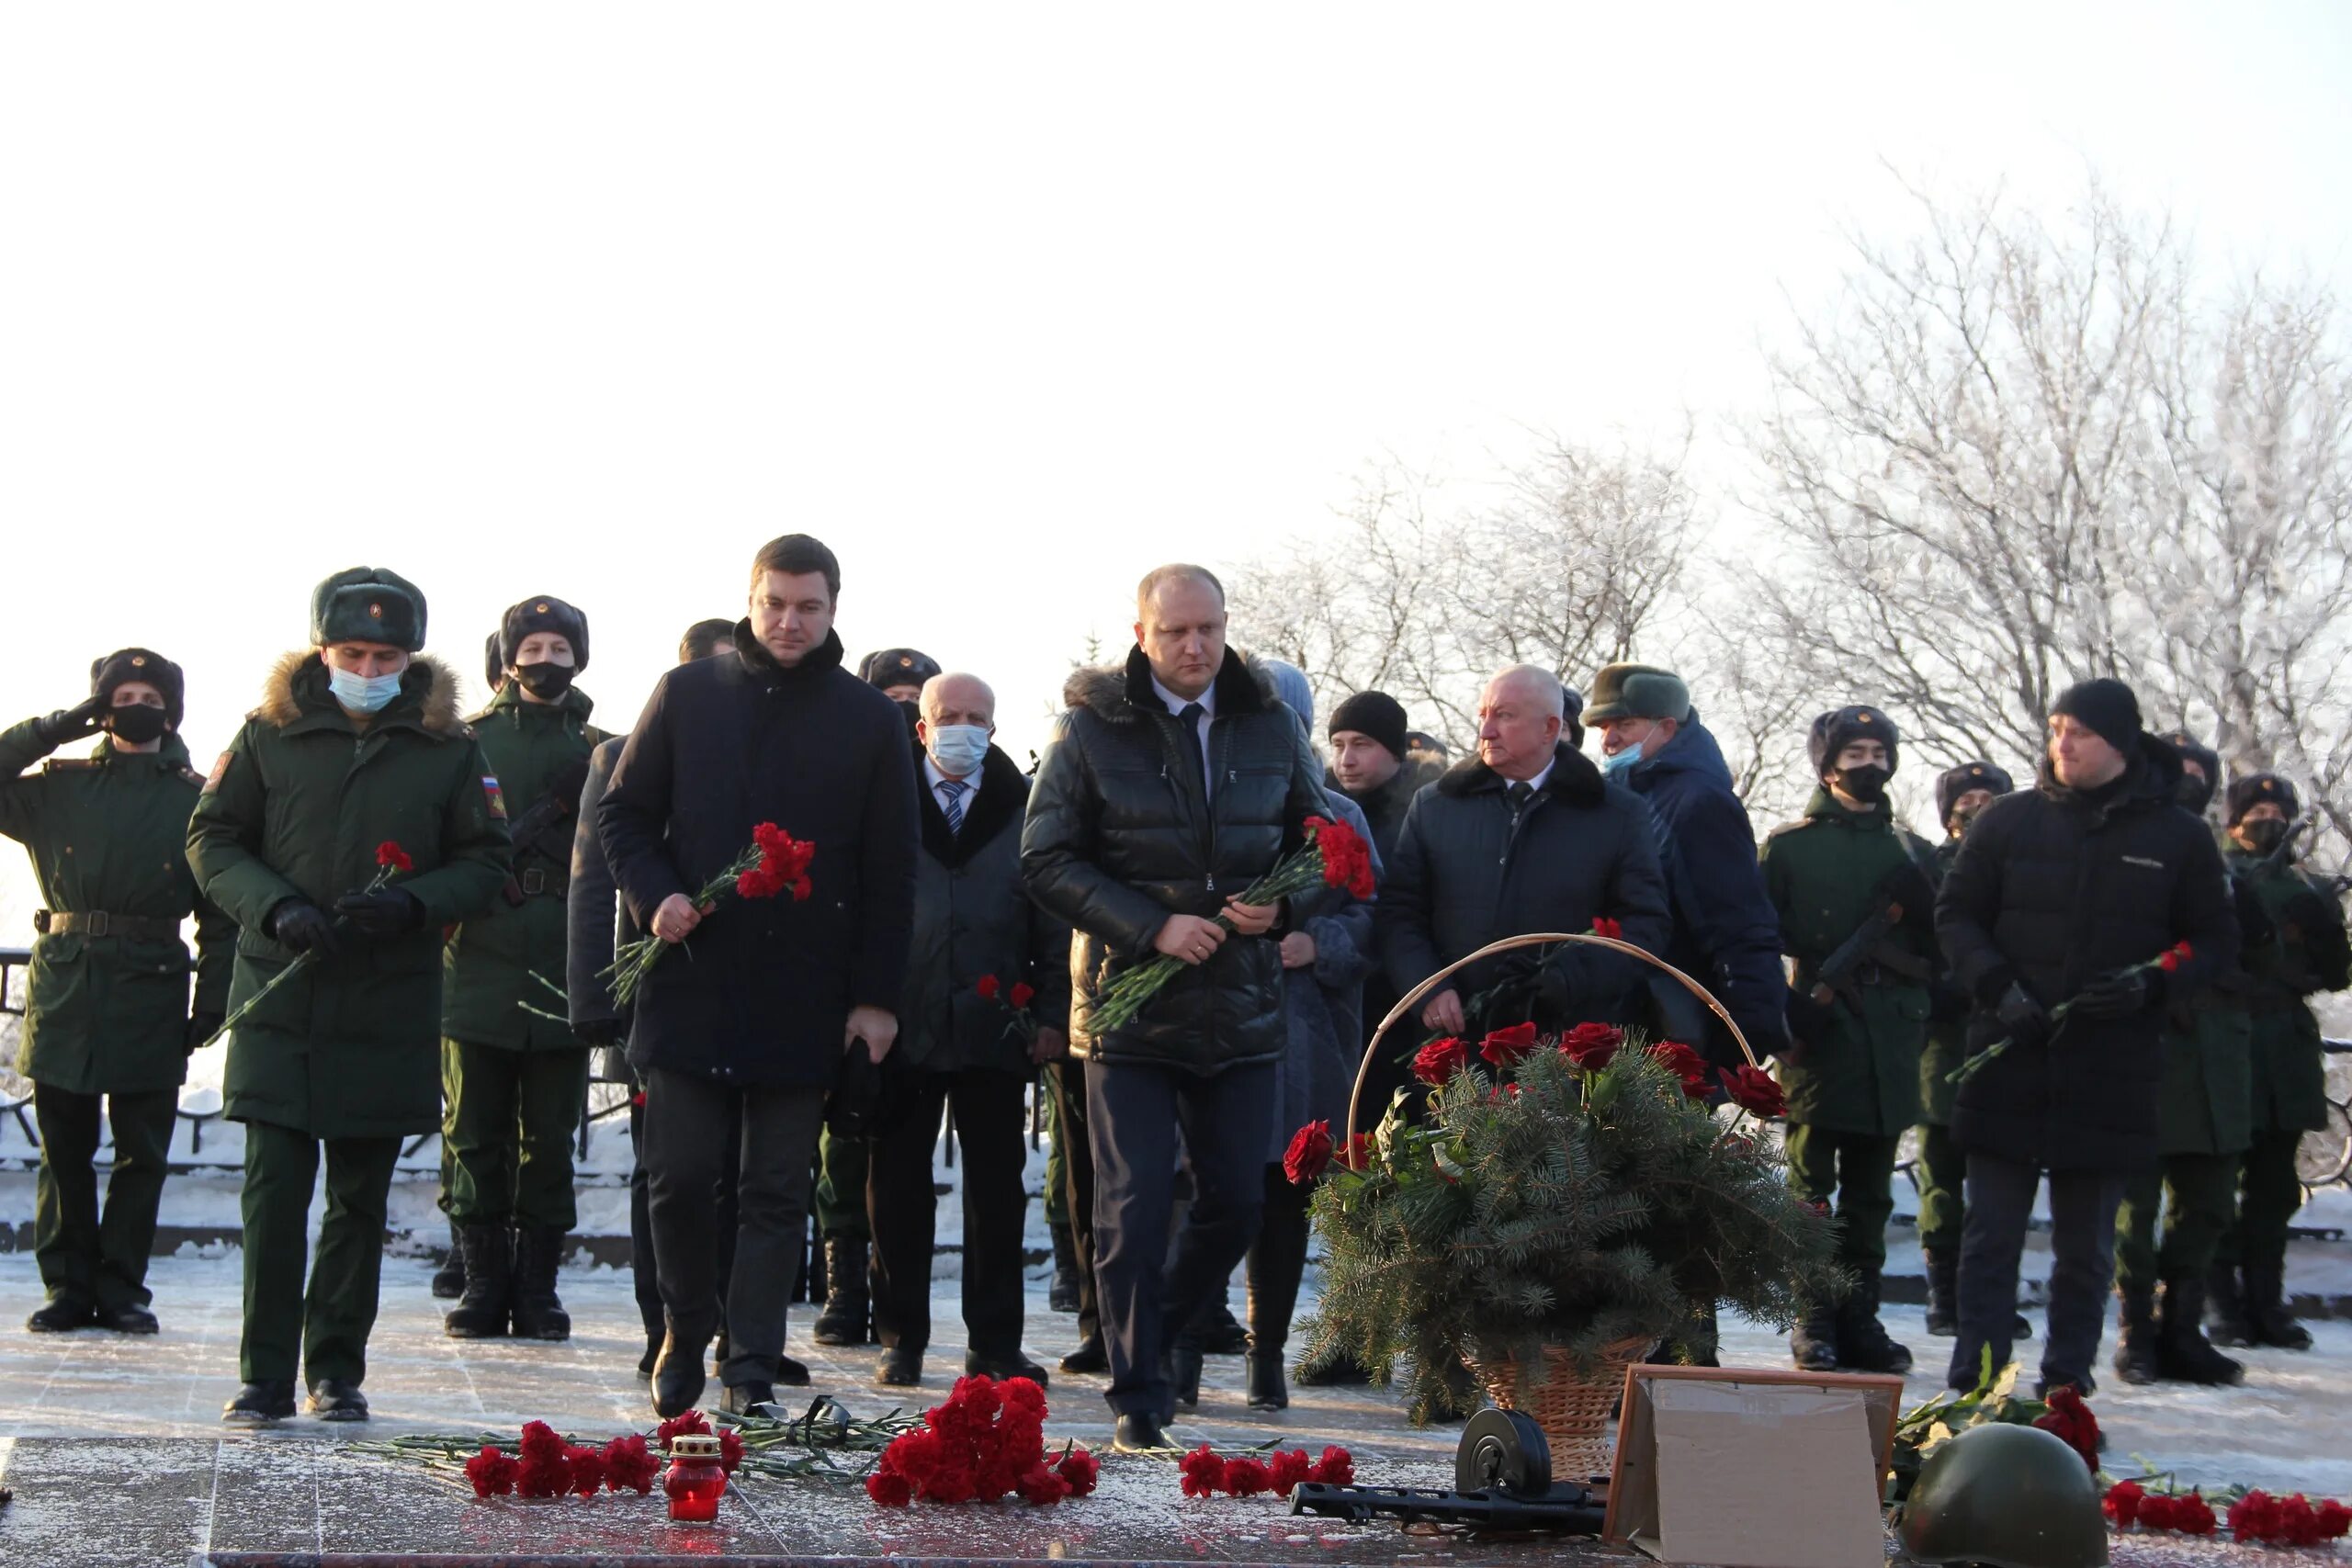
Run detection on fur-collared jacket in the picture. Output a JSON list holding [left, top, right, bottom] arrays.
[[187, 650, 512, 1137], [1021, 646, 1333, 1073], [1375, 740, 1672, 1030]]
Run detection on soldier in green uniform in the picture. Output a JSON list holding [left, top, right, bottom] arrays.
[[4, 650, 232, 1335], [1917, 761, 2016, 1339], [2211, 773, 2351, 1353], [439, 596, 605, 1342], [1762, 705, 1938, 1374], [2109, 734, 2250, 1385], [187, 567, 510, 1424]]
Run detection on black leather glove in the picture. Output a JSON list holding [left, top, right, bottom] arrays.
[[2283, 887, 2337, 934], [267, 898, 341, 958], [187, 1011, 225, 1054], [1783, 987, 1836, 1045], [2072, 966, 2157, 1019], [32, 697, 107, 747], [334, 886, 424, 938], [828, 1041, 881, 1138], [574, 1017, 624, 1048], [1995, 981, 2052, 1050]]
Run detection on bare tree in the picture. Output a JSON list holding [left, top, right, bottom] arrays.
[[1227, 434, 1702, 751], [1739, 175, 2352, 852]]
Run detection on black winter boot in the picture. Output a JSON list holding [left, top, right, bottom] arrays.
[[508, 1227, 571, 1341], [651, 1314, 714, 1420], [1791, 1303, 1840, 1371], [2110, 1284, 2160, 1385], [1048, 1222, 1081, 1314], [2205, 1261, 2256, 1348], [2155, 1276, 2244, 1385], [2244, 1261, 2313, 1351], [1242, 1192, 1310, 1412], [1923, 1247, 1959, 1337], [443, 1224, 512, 1338], [812, 1238, 869, 1347], [1836, 1274, 1914, 1375], [431, 1218, 467, 1299]]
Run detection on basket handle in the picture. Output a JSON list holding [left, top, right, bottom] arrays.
[[1346, 931, 1760, 1144]]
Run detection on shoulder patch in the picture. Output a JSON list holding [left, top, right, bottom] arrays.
[[481, 775, 507, 819], [202, 751, 232, 794]]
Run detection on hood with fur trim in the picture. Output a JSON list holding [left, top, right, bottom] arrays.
[[257, 650, 468, 737]]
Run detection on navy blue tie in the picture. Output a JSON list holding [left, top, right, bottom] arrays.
[[939, 777, 967, 836]]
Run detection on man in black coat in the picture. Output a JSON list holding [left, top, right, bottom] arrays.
[[1022, 564, 1330, 1451], [1934, 678, 2238, 1398], [1376, 664, 1671, 1042], [600, 536, 919, 1418], [869, 671, 1069, 1389], [567, 616, 736, 1381]]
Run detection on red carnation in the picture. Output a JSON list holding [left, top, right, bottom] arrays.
[[2103, 1479, 2143, 1528], [1223, 1457, 1272, 1497], [790, 874, 813, 901], [514, 1422, 571, 1498], [1011, 981, 1036, 1009], [564, 1443, 607, 1497], [1180, 1443, 1226, 1498], [1269, 1449, 1313, 1497], [977, 975, 1001, 1000], [1313, 817, 1376, 900], [1648, 1040, 1713, 1097], [1559, 1021, 1623, 1071], [866, 1468, 914, 1507], [2030, 1384, 2099, 1473], [1480, 1021, 1539, 1067], [1719, 1064, 1787, 1120], [376, 840, 413, 873], [464, 1444, 518, 1498], [1309, 1446, 1354, 1486], [2317, 1498, 2352, 1540], [718, 1427, 745, 1475], [603, 1433, 660, 1495], [1017, 1463, 1071, 1506], [1056, 1447, 1100, 1497], [1283, 1120, 1335, 1185], [655, 1410, 710, 1450], [1589, 917, 1623, 940], [1412, 1035, 1468, 1086]]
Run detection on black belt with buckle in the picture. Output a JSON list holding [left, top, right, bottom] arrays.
[[34, 908, 178, 941], [519, 868, 567, 899]]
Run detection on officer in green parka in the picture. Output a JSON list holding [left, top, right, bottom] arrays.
[[3, 649, 233, 1336], [2210, 773, 2351, 1353], [187, 568, 510, 1424], [439, 595, 605, 1343], [1761, 705, 1939, 1376], [2110, 733, 2251, 1387]]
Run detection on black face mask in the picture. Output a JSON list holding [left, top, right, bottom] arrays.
[[2240, 818, 2290, 854], [1835, 764, 1891, 805], [2175, 775, 2214, 812], [511, 661, 576, 700], [105, 704, 171, 745]]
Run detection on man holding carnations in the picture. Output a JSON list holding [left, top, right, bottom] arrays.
[[868, 669, 1069, 1390], [188, 567, 513, 1423], [1935, 678, 2238, 1400], [599, 534, 918, 1420]]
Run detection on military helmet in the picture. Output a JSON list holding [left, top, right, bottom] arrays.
[[1896, 1423, 2108, 1568]]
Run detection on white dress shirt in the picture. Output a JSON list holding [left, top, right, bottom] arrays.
[[923, 755, 980, 826], [1151, 674, 1217, 798]]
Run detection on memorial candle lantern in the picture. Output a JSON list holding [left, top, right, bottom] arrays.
[[663, 1433, 728, 1524]]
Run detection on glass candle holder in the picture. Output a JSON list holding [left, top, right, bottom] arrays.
[[664, 1433, 728, 1524]]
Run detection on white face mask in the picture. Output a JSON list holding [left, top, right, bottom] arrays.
[[926, 723, 990, 777], [328, 665, 405, 714]]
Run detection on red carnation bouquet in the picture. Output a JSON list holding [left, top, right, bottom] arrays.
[[1089, 814, 1374, 1034], [200, 840, 413, 1050], [863, 1374, 1096, 1509], [1948, 941, 2192, 1087], [976, 974, 1042, 1046], [605, 823, 814, 1006]]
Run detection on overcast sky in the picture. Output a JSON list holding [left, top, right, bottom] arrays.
[[3, 4, 2350, 939]]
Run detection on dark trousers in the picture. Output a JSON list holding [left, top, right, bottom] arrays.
[[2114, 1151, 2237, 1291], [1246, 1162, 1313, 1351], [1085, 1056, 1276, 1416], [1950, 1151, 2123, 1393], [1046, 1059, 1100, 1346], [626, 1085, 741, 1351], [2217, 1128, 2304, 1274], [1916, 1122, 1966, 1254], [642, 1066, 824, 1388], [239, 1122, 401, 1385], [1784, 1124, 1898, 1276], [32, 1084, 177, 1312], [868, 1063, 1028, 1356], [441, 1039, 589, 1230]]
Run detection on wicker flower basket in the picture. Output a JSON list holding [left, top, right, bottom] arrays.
[[1345, 931, 1762, 1485], [1465, 1338, 1656, 1483]]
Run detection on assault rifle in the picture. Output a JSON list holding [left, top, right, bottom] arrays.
[[1809, 860, 1932, 1013], [499, 755, 594, 907]]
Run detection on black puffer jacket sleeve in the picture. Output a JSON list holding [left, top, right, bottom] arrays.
[[1022, 711, 1175, 964], [567, 737, 624, 1030]]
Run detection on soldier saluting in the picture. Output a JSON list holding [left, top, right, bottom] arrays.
[[1761, 705, 1938, 1376], [188, 568, 511, 1424], [4, 649, 232, 1336], [439, 595, 605, 1343]]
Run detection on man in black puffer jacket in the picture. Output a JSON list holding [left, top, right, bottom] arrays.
[[1935, 678, 2238, 1399], [1022, 564, 1331, 1451], [1376, 664, 1671, 1043]]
